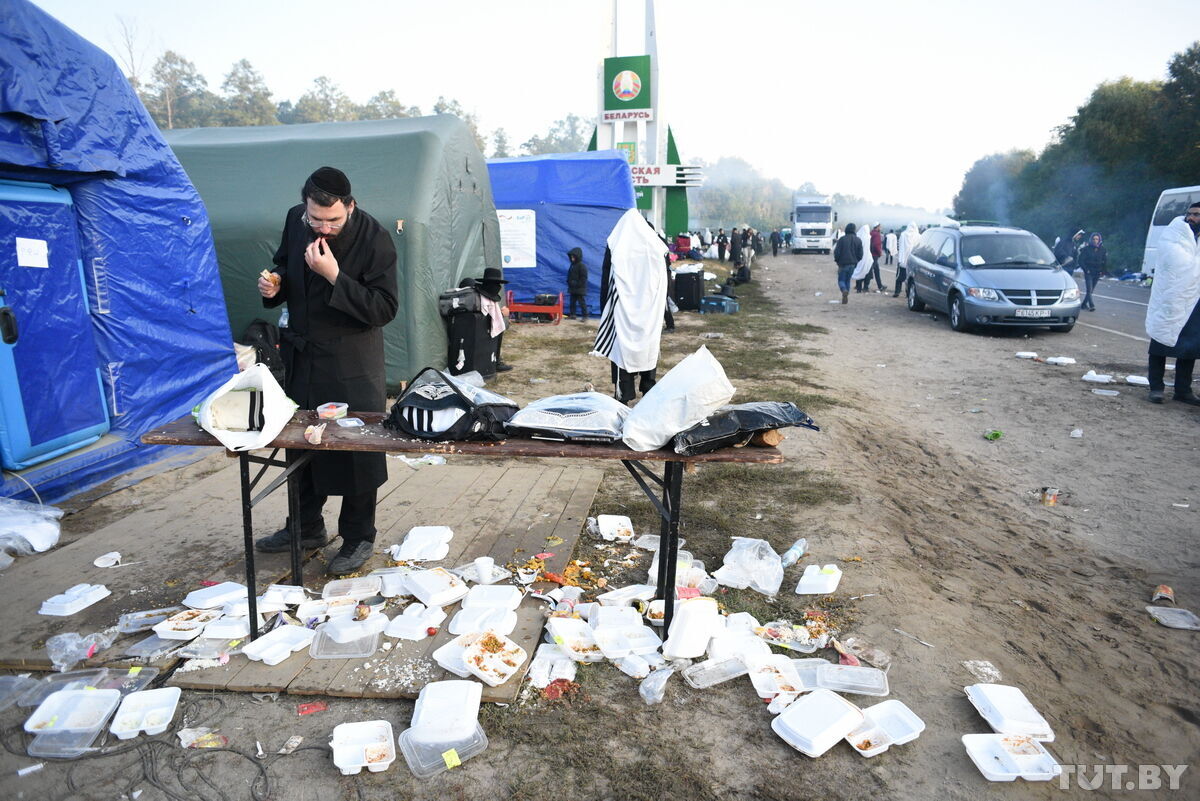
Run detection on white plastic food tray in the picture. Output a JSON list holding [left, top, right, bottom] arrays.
[[241, 625, 314, 666], [331, 720, 396, 775], [110, 687, 182, 739]]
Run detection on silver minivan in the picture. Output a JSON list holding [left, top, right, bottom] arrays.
[[905, 225, 1082, 333]]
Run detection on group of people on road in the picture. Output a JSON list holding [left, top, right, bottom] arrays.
[[832, 221, 921, 304], [1054, 227, 1108, 311]]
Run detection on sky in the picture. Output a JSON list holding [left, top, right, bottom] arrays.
[[29, 0, 1198, 212]]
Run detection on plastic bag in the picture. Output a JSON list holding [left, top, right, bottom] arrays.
[[712, 537, 783, 596], [194, 363, 298, 451], [672, 402, 820, 456], [0, 497, 63, 564], [621, 346, 736, 452], [505, 392, 630, 442], [638, 667, 675, 705], [46, 629, 117, 672]]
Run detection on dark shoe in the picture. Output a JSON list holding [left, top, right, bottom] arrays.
[[841, 291, 849, 304], [892, 292, 900, 298], [1148, 389, 1165, 404], [327, 540, 373, 576], [1173, 391, 1200, 406], [255, 523, 328, 553], [496, 362, 514, 373]]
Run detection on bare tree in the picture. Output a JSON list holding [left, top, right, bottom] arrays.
[[111, 16, 150, 94]]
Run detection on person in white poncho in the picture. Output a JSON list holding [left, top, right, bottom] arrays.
[[851, 222, 873, 293], [894, 222, 920, 297], [592, 209, 669, 404], [1144, 201, 1200, 405]]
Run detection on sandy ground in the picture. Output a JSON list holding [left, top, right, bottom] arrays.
[[2, 251, 1197, 800]]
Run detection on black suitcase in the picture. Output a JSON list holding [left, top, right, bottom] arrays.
[[447, 312, 498, 379], [674, 272, 703, 311]]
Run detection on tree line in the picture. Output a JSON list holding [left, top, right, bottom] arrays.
[[952, 42, 1199, 272], [125, 47, 590, 158]]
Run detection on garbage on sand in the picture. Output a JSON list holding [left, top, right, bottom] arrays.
[[1146, 606, 1200, 630]]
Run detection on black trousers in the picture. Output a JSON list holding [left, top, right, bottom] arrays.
[[1149, 354, 1196, 394], [568, 293, 588, 319], [870, 258, 884, 289], [288, 461, 378, 546], [718, 244, 726, 261], [894, 266, 907, 294], [613, 364, 657, 403]]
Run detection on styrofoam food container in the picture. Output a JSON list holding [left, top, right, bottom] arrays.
[[393, 525, 454, 562], [771, 689, 864, 757], [26, 689, 121, 734], [109, 687, 182, 739], [448, 606, 517, 636], [965, 683, 1054, 741], [295, 599, 331, 624], [370, 567, 416, 597], [596, 584, 656, 607], [241, 625, 314, 666], [398, 722, 488, 779], [411, 680, 482, 742], [386, 603, 446, 640], [117, 606, 185, 634], [461, 584, 522, 611], [261, 584, 306, 605], [1014, 351, 1037, 359], [706, 630, 770, 663], [183, 582, 247, 610], [324, 612, 388, 644], [40, 584, 112, 616], [202, 615, 261, 640], [645, 599, 666, 626], [590, 605, 643, 630], [962, 733, 1062, 782], [844, 699, 925, 757], [331, 720, 395, 775], [322, 576, 382, 601], [153, 609, 224, 640], [816, 663, 889, 696], [462, 630, 527, 687], [796, 564, 842, 594], [545, 617, 604, 662], [662, 597, 720, 660], [597, 514, 635, 542], [407, 568, 469, 607], [449, 561, 513, 585], [746, 654, 805, 698], [432, 633, 481, 677], [624, 625, 663, 655]]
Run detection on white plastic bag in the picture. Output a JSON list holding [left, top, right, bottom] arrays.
[[0, 497, 63, 566], [621, 346, 736, 452], [713, 537, 783, 596], [195, 364, 298, 451], [505, 392, 630, 442]]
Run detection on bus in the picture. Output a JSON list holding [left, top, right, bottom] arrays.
[[1143, 185, 1200, 274], [791, 194, 836, 254]]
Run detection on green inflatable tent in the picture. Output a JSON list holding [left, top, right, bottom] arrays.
[[165, 116, 500, 390]]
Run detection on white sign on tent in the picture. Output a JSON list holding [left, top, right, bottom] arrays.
[[497, 209, 536, 269]]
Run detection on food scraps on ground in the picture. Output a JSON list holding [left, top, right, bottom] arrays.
[[543, 678, 581, 701]]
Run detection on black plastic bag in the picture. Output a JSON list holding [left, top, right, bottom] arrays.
[[671, 401, 819, 455]]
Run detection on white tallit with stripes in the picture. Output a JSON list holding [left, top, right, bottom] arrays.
[[591, 209, 669, 373]]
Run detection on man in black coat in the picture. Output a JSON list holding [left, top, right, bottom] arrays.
[[255, 167, 399, 575], [565, 246, 589, 320]]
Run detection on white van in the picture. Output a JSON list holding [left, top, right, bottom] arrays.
[[1143, 185, 1200, 274]]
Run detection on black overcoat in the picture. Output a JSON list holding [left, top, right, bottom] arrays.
[[264, 204, 398, 495]]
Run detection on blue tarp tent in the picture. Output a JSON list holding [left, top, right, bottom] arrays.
[[0, 0, 236, 504], [486, 151, 635, 314]]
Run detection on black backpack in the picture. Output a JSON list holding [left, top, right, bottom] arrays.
[[238, 319, 286, 386], [384, 368, 517, 441]]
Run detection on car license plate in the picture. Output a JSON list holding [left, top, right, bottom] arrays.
[[1014, 308, 1051, 318]]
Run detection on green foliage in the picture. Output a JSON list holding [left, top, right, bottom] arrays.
[[357, 90, 420, 121], [217, 60, 276, 127], [952, 41, 1200, 272], [521, 113, 591, 155], [491, 127, 512, 158], [145, 50, 219, 129], [292, 76, 357, 123], [432, 96, 486, 152], [688, 156, 793, 230]]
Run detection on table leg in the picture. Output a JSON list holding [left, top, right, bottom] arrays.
[[286, 449, 303, 586], [658, 461, 684, 632], [239, 453, 260, 640]]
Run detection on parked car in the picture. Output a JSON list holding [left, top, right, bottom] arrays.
[[905, 224, 1082, 333]]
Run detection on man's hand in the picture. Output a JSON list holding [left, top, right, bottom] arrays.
[[305, 237, 340, 284], [258, 269, 281, 298]]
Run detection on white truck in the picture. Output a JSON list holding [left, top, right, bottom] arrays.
[[790, 193, 836, 254]]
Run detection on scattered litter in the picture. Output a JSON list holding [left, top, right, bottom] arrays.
[[1091, 388, 1119, 397], [831, 639, 860, 666], [1039, 487, 1060, 507], [964, 683, 1053, 740], [962, 660, 1002, 683], [796, 564, 842, 595], [638, 666, 674, 705], [814, 292, 822, 297], [1151, 585, 1175, 604], [841, 637, 891, 671], [177, 727, 227, 749], [277, 735, 304, 755], [297, 701, 327, 715], [40, 584, 112, 616], [46, 629, 118, 671], [332, 720, 395, 775], [779, 537, 807, 568], [849, 593, 879, 601], [875, 364, 886, 368], [772, 689, 864, 757], [389, 454, 447, 467], [390, 526, 453, 562], [712, 538, 783, 596], [700, 332, 724, 339], [892, 628, 934, 648], [844, 700, 924, 758], [528, 378, 548, 384], [1069, 428, 1083, 438], [335, 417, 365, 427], [1044, 356, 1075, 365], [982, 430, 1003, 441], [828, 300, 841, 304], [1125, 375, 1150, 386], [1172, 503, 1190, 509], [1146, 606, 1200, 630], [92, 551, 123, 568], [250, 692, 279, 704], [962, 733, 1061, 782], [1081, 370, 1113, 383], [968, 408, 982, 414], [303, 422, 326, 445], [1014, 352, 1037, 359], [16, 763, 44, 777]]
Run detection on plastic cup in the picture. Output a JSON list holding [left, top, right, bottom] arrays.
[[474, 557, 495, 584]]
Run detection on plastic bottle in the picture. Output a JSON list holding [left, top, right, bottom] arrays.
[[780, 537, 808, 568]]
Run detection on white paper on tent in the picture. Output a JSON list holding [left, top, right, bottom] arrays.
[[195, 364, 298, 451]]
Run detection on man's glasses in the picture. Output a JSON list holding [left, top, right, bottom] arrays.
[[301, 211, 349, 231]]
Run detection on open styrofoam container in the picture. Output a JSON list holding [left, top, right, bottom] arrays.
[[964, 684, 1054, 741], [117, 606, 185, 634], [462, 631, 527, 686], [309, 623, 380, 660], [448, 606, 517, 636], [324, 612, 388, 644], [203, 615, 258, 640], [370, 566, 416, 598], [295, 599, 331, 625], [322, 576, 382, 601], [433, 633, 481, 677], [386, 603, 447, 640], [407, 568, 469, 607], [449, 561, 512, 585], [844, 699, 925, 757], [546, 617, 605, 662], [411, 680, 481, 743], [183, 582, 247, 610], [596, 584, 656, 607], [331, 720, 396, 775], [590, 605, 643, 630], [241, 625, 314, 666], [153, 609, 224, 640], [962, 733, 1061, 782], [771, 689, 864, 757], [706, 630, 770, 664], [461, 584, 522, 611], [398, 722, 488, 779], [109, 687, 182, 739], [645, 599, 666, 626], [262, 584, 307, 606], [393, 525, 454, 562], [662, 597, 721, 660], [746, 654, 805, 698], [796, 564, 842, 594], [25, 689, 121, 734], [816, 664, 889, 696], [597, 514, 635, 542], [39, 584, 112, 616]]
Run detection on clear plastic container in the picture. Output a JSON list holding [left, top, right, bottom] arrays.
[[177, 637, 242, 660], [182, 582, 247, 609], [330, 720, 395, 775], [109, 687, 181, 739], [791, 658, 830, 691], [0, 676, 40, 712], [18, 669, 110, 707], [123, 634, 183, 661], [816, 663, 889, 696], [27, 728, 103, 759], [25, 689, 121, 734], [309, 623, 381, 660], [398, 723, 488, 779], [322, 576, 382, 601], [410, 680, 481, 742], [117, 606, 185, 634], [682, 657, 748, 689]]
